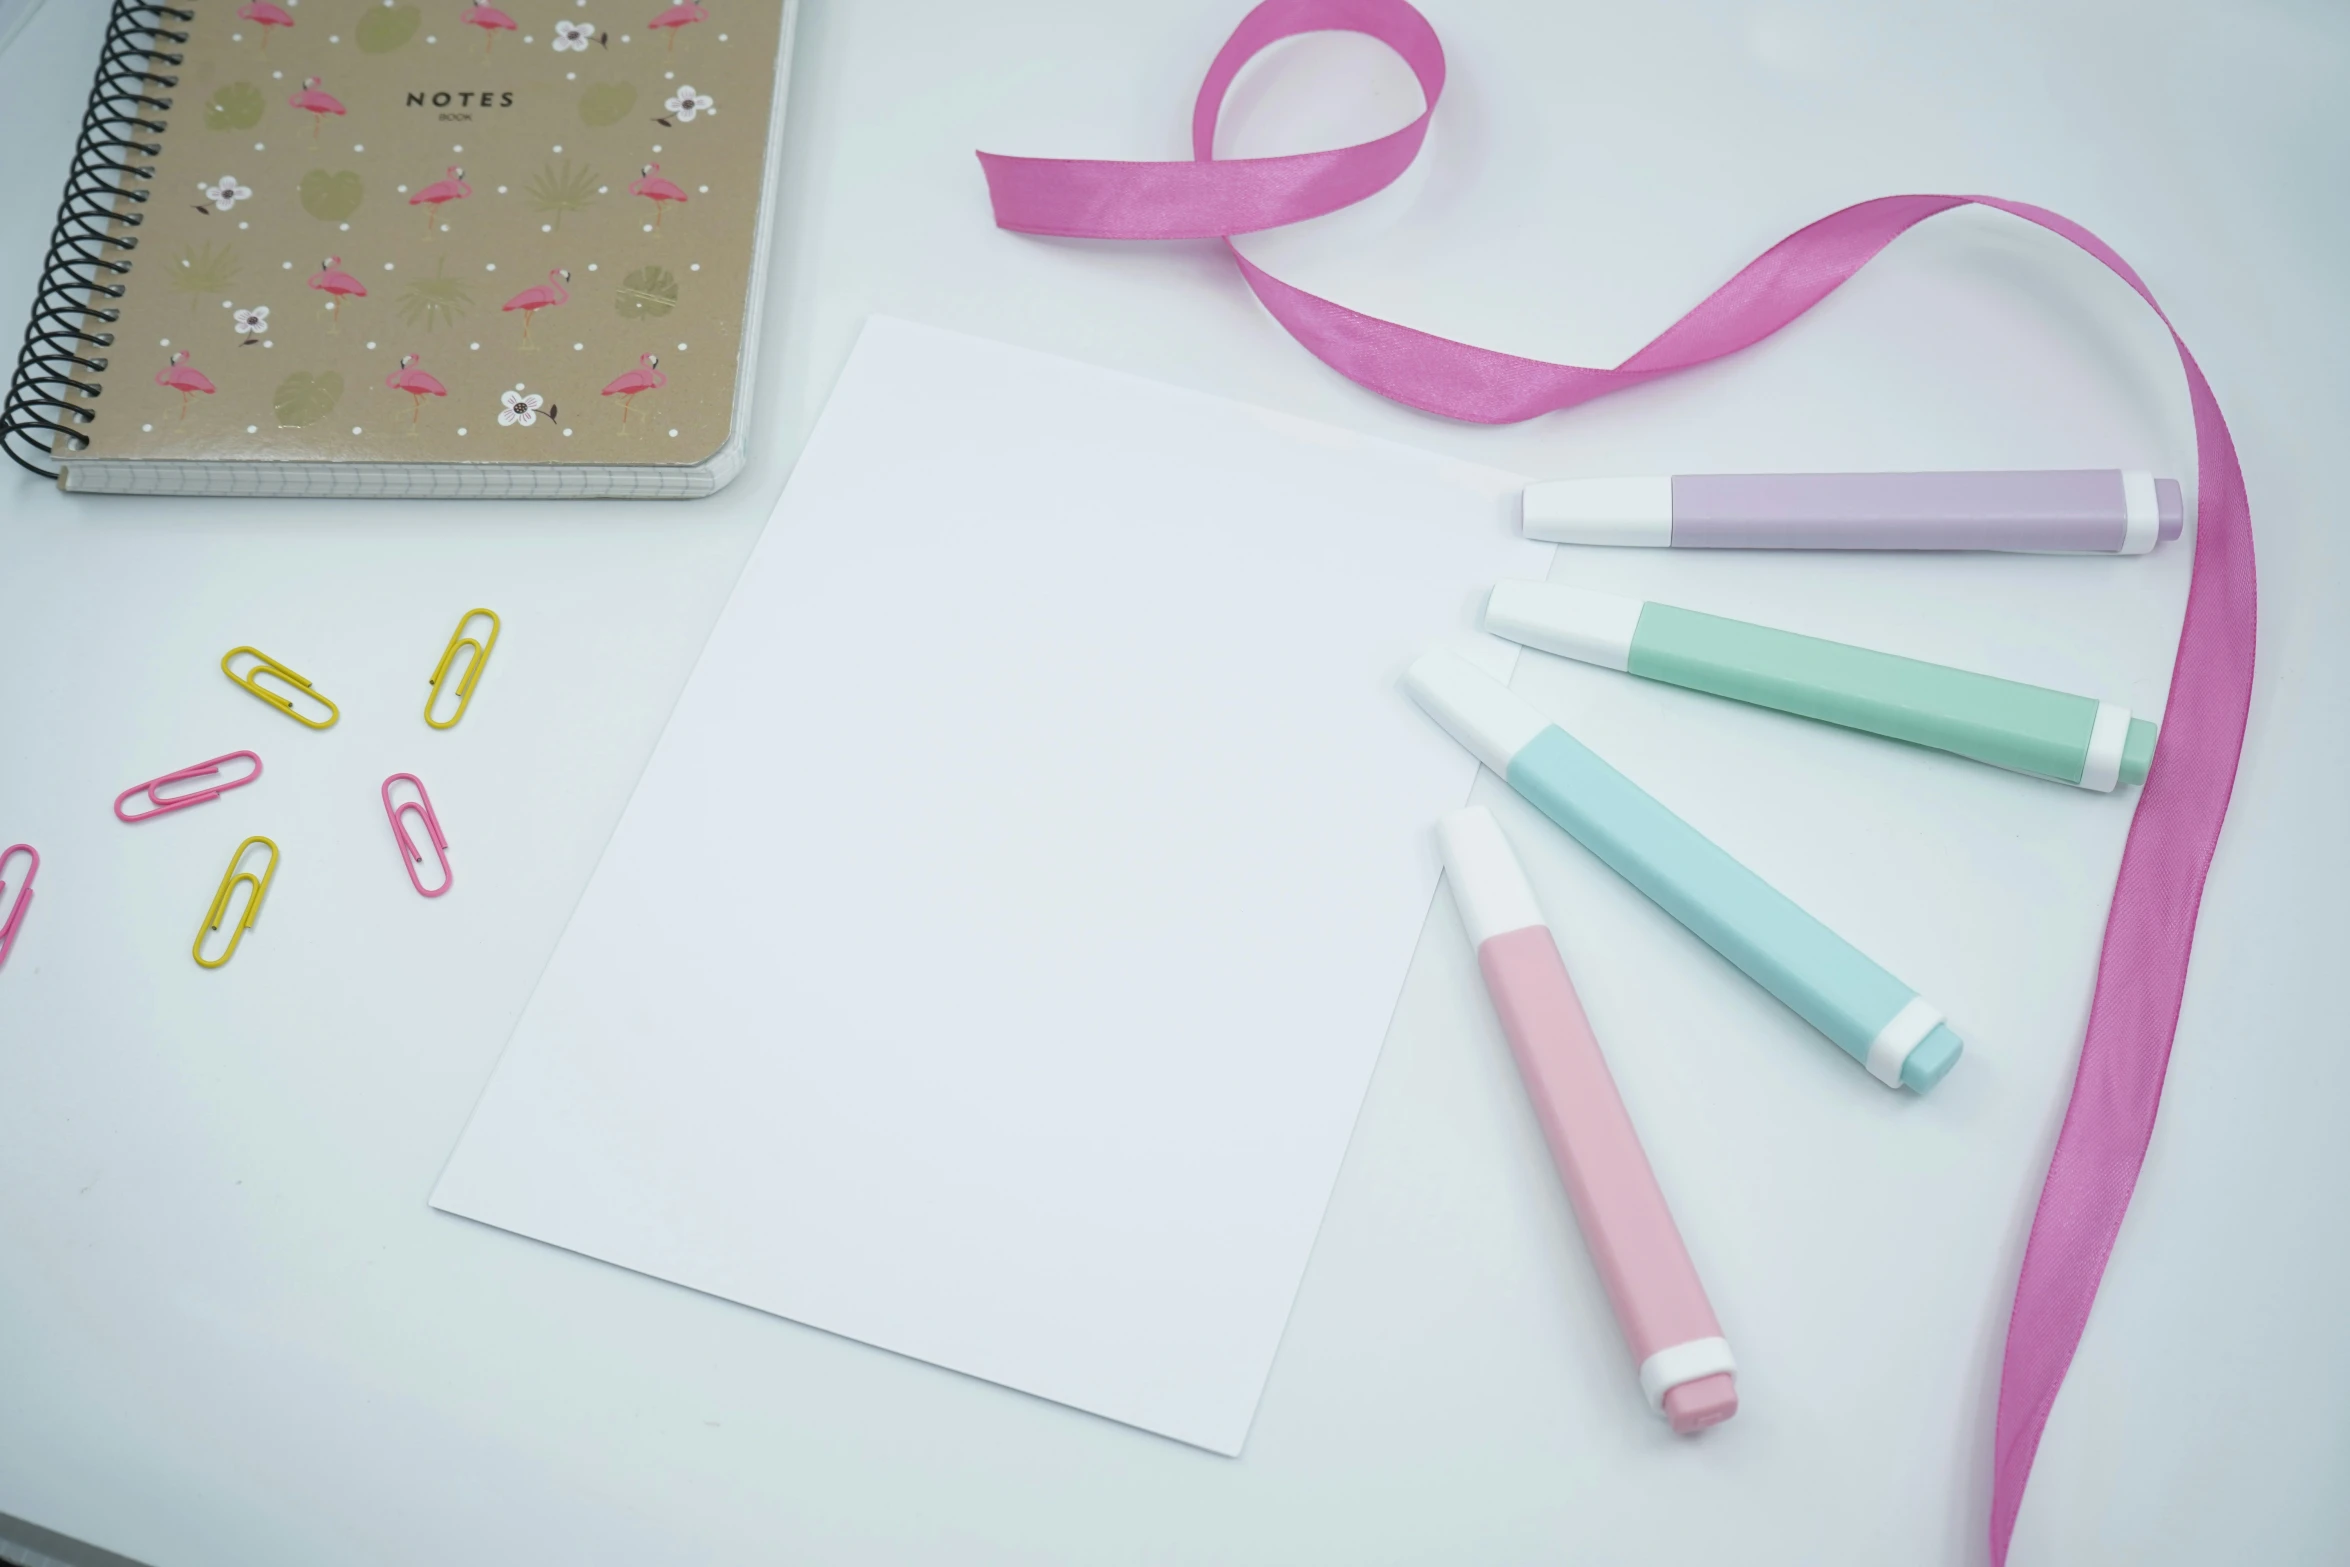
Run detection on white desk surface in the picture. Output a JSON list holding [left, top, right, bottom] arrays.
[[2, 2, 2344, 1563]]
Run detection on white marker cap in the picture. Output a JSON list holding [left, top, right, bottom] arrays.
[[1401, 651, 1551, 776], [1520, 476, 1673, 546], [2079, 701, 2131, 792], [1436, 807, 1548, 946], [1483, 581, 1646, 672], [2119, 469, 2160, 555]]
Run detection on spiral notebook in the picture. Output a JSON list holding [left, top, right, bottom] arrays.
[[1, 0, 797, 498]]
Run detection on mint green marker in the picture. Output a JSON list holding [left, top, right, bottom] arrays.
[[1402, 652, 1961, 1093], [1485, 582, 2157, 792]]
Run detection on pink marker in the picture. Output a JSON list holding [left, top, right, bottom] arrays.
[[1438, 806, 1737, 1433]]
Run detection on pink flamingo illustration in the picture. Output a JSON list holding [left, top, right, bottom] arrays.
[[155, 351, 216, 419], [238, 1, 294, 51], [408, 166, 471, 237], [599, 352, 665, 428], [500, 267, 570, 348], [386, 353, 448, 428], [307, 256, 367, 332], [629, 163, 688, 231], [647, 2, 707, 51], [288, 76, 346, 139], [461, 4, 518, 55]]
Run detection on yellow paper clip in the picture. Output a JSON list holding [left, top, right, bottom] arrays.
[[425, 608, 501, 730], [193, 835, 279, 970], [221, 646, 340, 730]]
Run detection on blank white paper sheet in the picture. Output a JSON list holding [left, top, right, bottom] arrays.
[[432, 318, 1547, 1453]]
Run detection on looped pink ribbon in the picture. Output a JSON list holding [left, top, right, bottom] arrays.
[[980, 3, 2255, 1558]]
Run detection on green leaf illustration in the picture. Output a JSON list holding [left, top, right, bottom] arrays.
[[394, 257, 473, 332], [205, 82, 265, 131], [298, 169, 365, 222], [164, 242, 240, 313], [615, 265, 679, 319], [522, 160, 600, 230], [578, 81, 637, 128], [272, 370, 343, 428], [356, 3, 422, 54]]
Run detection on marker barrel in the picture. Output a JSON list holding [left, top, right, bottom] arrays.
[[1441, 808, 1736, 1433], [1485, 581, 2157, 791], [1521, 469, 2183, 554], [1406, 653, 1962, 1093]]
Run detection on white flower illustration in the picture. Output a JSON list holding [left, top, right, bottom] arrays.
[[232, 305, 271, 334], [552, 19, 594, 50], [201, 174, 254, 210], [664, 85, 714, 121], [499, 388, 545, 426]]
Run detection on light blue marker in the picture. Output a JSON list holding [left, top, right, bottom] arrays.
[[1404, 651, 1962, 1093]]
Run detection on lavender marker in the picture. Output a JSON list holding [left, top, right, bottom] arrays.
[[1520, 470, 2184, 554]]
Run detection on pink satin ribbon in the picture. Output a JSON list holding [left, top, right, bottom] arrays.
[[979, 3, 2255, 1558]]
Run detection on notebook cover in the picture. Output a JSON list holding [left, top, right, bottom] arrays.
[[68, 0, 788, 470]]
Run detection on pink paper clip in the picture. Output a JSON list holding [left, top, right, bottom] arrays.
[[0, 843, 37, 972], [381, 774, 452, 898], [114, 750, 265, 824]]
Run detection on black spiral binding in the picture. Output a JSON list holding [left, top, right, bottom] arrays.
[[0, 3, 195, 479]]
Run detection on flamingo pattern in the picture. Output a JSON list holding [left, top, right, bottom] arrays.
[[307, 257, 367, 332], [386, 354, 449, 428], [155, 351, 216, 418], [288, 77, 346, 139], [599, 352, 665, 428], [500, 268, 571, 347], [238, 1, 294, 51], [648, 2, 707, 51], [630, 163, 689, 230], [408, 166, 472, 237], [460, 4, 519, 56]]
